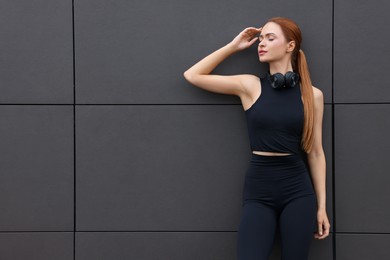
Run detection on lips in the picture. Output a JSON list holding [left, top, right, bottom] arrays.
[[259, 50, 267, 55]]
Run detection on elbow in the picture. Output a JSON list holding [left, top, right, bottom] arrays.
[[307, 148, 325, 160], [183, 70, 196, 84], [183, 70, 191, 81]]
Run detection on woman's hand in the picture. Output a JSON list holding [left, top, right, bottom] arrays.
[[314, 208, 331, 239], [228, 27, 261, 51]]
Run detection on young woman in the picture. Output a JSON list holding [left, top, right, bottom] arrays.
[[183, 17, 330, 260]]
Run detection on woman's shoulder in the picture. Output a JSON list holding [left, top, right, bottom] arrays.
[[311, 86, 324, 106], [312, 86, 323, 98]]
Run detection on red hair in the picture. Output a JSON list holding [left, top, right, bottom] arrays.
[[267, 17, 315, 153]]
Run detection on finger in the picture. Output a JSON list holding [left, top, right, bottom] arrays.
[[317, 225, 330, 239], [244, 27, 261, 35], [314, 232, 322, 239], [324, 224, 331, 235], [318, 223, 323, 236], [244, 31, 257, 38], [315, 233, 325, 240], [245, 26, 260, 31], [243, 27, 255, 33], [248, 37, 258, 45], [320, 232, 329, 239]]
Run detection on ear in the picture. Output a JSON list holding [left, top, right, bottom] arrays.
[[286, 40, 296, 53]]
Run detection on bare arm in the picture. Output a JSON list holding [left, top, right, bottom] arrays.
[[307, 87, 331, 240], [183, 27, 261, 97]]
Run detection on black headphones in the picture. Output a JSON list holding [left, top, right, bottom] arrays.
[[267, 71, 300, 89]]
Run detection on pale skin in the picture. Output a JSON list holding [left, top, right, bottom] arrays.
[[183, 21, 330, 239]]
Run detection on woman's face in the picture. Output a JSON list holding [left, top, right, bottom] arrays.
[[257, 22, 292, 63]]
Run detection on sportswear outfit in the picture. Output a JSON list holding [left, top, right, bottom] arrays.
[[237, 75, 317, 260]]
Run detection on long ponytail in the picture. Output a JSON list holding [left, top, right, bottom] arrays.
[[296, 49, 314, 153]]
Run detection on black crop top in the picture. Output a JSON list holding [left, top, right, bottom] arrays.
[[245, 75, 304, 154]]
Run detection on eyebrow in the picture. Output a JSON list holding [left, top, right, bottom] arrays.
[[259, 33, 276, 39]]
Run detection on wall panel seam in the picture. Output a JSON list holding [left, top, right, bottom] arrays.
[[332, 0, 336, 259], [72, 0, 76, 260]]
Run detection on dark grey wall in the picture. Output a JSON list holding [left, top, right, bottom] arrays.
[[0, 0, 388, 259]]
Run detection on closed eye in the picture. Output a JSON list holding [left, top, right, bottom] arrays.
[[258, 38, 274, 42], [259, 32, 277, 42]]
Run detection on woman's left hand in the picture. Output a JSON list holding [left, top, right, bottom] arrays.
[[314, 208, 330, 239]]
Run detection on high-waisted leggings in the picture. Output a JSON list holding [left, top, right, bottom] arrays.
[[237, 153, 317, 260]]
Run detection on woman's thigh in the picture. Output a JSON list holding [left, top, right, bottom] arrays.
[[279, 194, 317, 260], [237, 202, 278, 260]]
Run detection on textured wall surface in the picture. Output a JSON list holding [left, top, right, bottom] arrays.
[[1, 0, 389, 259]]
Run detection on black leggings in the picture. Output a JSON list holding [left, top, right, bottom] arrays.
[[237, 153, 317, 260]]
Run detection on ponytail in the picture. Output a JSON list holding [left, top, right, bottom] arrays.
[[295, 49, 314, 153]]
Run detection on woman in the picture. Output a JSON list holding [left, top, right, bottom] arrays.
[[183, 17, 330, 260]]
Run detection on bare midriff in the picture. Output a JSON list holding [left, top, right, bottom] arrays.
[[252, 150, 292, 156]]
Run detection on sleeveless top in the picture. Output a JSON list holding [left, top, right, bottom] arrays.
[[245, 75, 304, 154]]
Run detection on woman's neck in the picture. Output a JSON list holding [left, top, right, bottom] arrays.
[[269, 60, 293, 75]]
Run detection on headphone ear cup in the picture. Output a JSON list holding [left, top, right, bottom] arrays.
[[285, 71, 300, 88], [270, 73, 285, 89]]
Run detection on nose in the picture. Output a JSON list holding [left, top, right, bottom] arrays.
[[258, 40, 265, 48]]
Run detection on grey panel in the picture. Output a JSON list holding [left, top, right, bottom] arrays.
[[337, 234, 390, 260], [75, 0, 332, 104], [335, 104, 390, 232], [334, 0, 390, 103], [0, 1, 73, 104], [0, 106, 74, 231], [76, 232, 236, 260], [76, 105, 249, 231], [0, 232, 73, 260]]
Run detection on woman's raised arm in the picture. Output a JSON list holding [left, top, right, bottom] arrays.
[[183, 27, 261, 97]]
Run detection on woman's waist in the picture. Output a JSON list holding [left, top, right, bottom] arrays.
[[248, 150, 305, 167], [252, 150, 294, 156]]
